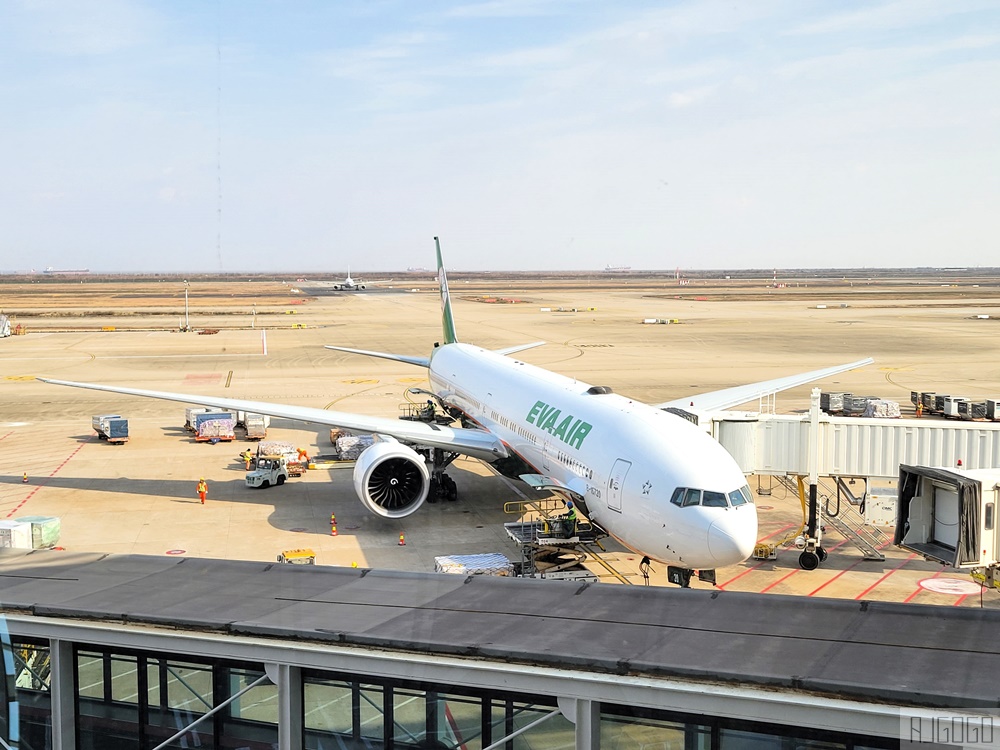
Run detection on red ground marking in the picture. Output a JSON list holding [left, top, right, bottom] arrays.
[[807, 541, 892, 597], [6, 437, 93, 518], [854, 553, 919, 600], [0, 432, 14, 442], [756, 538, 853, 595], [717, 523, 797, 589], [183, 374, 221, 384], [903, 567, 944, 604]]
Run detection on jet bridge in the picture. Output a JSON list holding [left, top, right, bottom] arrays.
[[708, 403, 1000, 479], [694, 389, 1000, 570]]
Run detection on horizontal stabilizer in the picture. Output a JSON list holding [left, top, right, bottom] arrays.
[[324, 345, 430, 367], [657, 357, 875, 412], [493, 341, 546, 357]]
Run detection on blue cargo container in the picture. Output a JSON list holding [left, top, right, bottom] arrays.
[[94, 416, 129, 444], [194, 411, 234, 430]]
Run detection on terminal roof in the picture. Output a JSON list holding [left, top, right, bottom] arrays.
[[0, 550, 995, 709]]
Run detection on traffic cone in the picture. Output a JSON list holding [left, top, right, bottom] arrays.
[[330, 513, 337, 536], [398, 533, 406, 546], [22, 473, 28, 483]]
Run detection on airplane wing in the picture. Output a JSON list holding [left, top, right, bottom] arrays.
[[324, 346, 430, 367], [37, 378, 507, 462], [656, 357, 875, 412]]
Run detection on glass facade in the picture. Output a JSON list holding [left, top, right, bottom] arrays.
[[6, 637, 901, 749], [12, 639, 52, 750]]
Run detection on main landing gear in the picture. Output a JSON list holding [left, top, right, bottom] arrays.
[[429, 473, 458, 502], [424, 448, 459, 504]]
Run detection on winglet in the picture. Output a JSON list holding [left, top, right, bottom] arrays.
[[435, 236, 459, 345]]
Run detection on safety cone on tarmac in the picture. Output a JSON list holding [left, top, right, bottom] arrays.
[[330, 513, 337, 536], [22, 473, 28, 484], [398, 533, 406, 546]]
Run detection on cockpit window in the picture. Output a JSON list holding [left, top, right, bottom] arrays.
[[729, 485, 754, 506], [702, 491, 728, 507], [670, 487, 684, 506], [682, 488, 702, 507]]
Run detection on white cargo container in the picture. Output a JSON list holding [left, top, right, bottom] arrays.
[[895, 465, 1000, 569], [92, 414, 121, 432], [184, 407, 211, 430], [0, 520, 33, 549], [942, 396, 968, 418]]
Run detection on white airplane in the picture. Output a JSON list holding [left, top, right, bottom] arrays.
[[40, 238, 872, 585], [321, 267, 392, 291]]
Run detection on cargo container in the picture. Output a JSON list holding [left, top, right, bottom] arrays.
[[0, 520, 32, 549], [93, 415, 129, 443], [820, 392, 849, 413], [184, 407, 212, 430], [244, 413, 269, 440], [842, 395, 875, 416], [987, 399, 1000, 421], [958, 401, 988, 421], [942, 396, 968, 418], [434, 553, 514, 576], [196, 418, 236, 442], [933, 394, 949, 415], [921, 392, 937, 411], [194, 411, 235, 430], [15, 516, 61, 549], [92, 414, 121, 432]]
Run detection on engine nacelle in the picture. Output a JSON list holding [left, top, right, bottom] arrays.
[[353, 440, 430, 518], [359, 284, 367, 290]]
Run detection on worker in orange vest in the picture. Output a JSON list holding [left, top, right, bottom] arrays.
[[197, 478, 208, 504]]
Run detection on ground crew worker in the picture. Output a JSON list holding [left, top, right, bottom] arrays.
[[197, 478, 208, 504], [242, 450, 253, 470], [423, 399, 436, 420], [916, 401, 924, 418], [297, 447, 310, 462], [563, 500, 578, 537]]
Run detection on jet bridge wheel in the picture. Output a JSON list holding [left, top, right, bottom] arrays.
[[798, 550, 820, 571]]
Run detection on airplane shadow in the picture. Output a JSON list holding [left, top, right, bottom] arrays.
[[0, 474, 366, 537]]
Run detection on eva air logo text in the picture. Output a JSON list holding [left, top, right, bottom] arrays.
[[526, 401, 593, 449]]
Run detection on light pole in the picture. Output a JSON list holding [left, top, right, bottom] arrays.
[[183, 280, 190, 331]]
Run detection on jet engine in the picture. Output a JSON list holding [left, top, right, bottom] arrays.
[[353, 440, 430, 518]]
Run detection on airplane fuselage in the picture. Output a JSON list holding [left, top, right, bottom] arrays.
[[428, 343, 758, 569]]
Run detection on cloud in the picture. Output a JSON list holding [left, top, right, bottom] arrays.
[[668, 86, 716, 108], [14, 0, 161, 56]]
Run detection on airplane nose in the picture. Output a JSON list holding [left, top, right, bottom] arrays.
[[708, 515, 757, 565]]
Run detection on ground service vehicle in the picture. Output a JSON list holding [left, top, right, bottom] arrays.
[[277, 548, 316, 564], [246, 456, 293, 488]]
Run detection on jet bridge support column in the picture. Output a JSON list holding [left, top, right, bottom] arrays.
[[799, 388, 827, 570]]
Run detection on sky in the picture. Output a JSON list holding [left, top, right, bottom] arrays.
[[1, 1, 998, 272]]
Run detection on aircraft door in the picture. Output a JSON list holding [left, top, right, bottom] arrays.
[[608, 459, 631, 513]]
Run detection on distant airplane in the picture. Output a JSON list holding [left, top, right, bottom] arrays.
[[316, 267, 392, 291], [41, 238, 872, 585]]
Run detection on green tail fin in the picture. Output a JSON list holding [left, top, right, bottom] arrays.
[[435, 236, 459, 344]]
